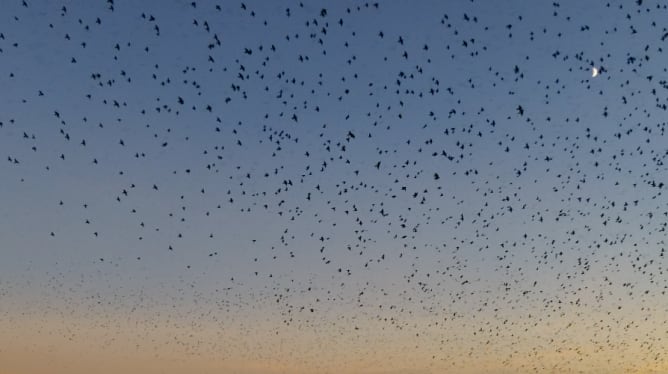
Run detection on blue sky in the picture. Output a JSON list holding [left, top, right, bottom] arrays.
[[1, 0, 668, 373]]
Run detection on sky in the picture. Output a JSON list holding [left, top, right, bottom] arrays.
[[1, 0, 668, 373]]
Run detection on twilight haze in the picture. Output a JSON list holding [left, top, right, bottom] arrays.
[[1, 0, 668, 373]]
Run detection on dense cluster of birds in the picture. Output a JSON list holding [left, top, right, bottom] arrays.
[[2, 0, 668, 372]]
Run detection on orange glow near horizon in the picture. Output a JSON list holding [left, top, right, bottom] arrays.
[[2, 309, 667, 374]]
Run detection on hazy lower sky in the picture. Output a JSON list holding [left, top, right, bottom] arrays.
[[2, 0, 668, 373]]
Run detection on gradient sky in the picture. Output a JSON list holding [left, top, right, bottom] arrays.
[[2, 0, 668, 373]]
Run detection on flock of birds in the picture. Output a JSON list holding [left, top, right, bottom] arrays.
[[2, 0, 668, 373]]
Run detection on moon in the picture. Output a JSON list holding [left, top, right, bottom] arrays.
[[592, 67, 599, 77]]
